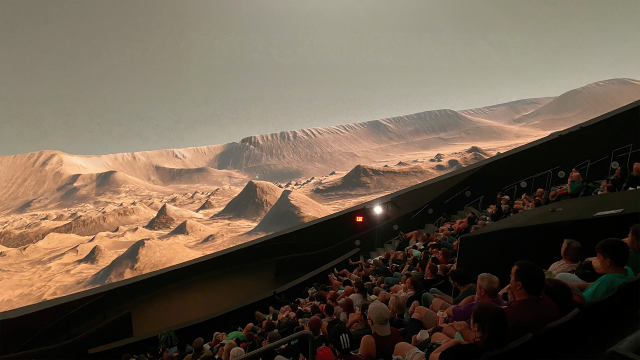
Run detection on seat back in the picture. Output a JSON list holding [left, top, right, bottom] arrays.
[[479, 333, 534, 360]]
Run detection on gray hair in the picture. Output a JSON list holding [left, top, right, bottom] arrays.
[[562, 239, 582, 262], [477, 273, 500, 298]]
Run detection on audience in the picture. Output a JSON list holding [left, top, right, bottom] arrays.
[[126, 161, 639, 360], [625, 162, 640, 190]]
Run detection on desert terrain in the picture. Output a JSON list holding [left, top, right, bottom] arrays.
[[0, 78, 639, 312]]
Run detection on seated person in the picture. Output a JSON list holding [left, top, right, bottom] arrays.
[[514, 188, 546, 211], [422, 270, 476, 309], [329, 325, 363, 360], [563, 238, 634, 302], [358, 301, 404, 360], [408, 273, 503, 342], [393, 302, 509, 360], [420, 262, 444, 293], [549, 172, 584, 201], [503, 261, 561, 340], [547, 239, 581, 276], [624, 162, 640, 190]]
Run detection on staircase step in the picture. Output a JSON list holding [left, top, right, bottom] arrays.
[[360, 255, 364, 263], [376, 247, 385, 256], [457, 210, 466, 219], [370, 251, 378, 260]]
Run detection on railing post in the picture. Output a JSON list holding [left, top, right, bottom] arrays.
[[235, 330, 316, 360]]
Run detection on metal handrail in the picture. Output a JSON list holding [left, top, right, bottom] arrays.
[[444, 186, 470, 203], [609, 144, 633, 177], [236, 330, 317, 360], [410, 203, 429, 220], [502, 166, 561, 190]]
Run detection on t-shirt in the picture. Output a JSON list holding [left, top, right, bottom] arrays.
[[439, 342, 485, 360], [504, 295, 561, 340], [548, 259, 579, 276], [569, 181, 584, 197], [371, 327, 403, 360], [333, 305, 344, 319], [450, 296, 504, 322], [225, 331, 246, 341], [582, 266, 634, 302], [453, 284, 477, 305], [447, 236, 457, 245], [627, 251, 640, 277], [349, 293, 370, 310]]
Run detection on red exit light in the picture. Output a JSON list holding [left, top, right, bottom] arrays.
[[356, 216, 363, 222]]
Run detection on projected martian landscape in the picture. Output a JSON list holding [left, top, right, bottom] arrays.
[[1, 78, 639, 312]]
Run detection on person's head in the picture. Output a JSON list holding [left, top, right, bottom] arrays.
[[510, 261, 545, 299], [440, 248, 451, 260], [329, 325, 355, 355], [477, 220, 486, 227], [633, 162, 640, 176], [242, 323, 254, 337], [536, 188, 545, 198], [388, 294, 406, 317], [571, 172, 582, 182], [417, 260, 428, 273], [176, 341, 188, 354], [405, 277, 420, 293], [229, 347, 244, 360], [471, 302, 508, 350], [410, 256, 419, 267], [367, 301, 391, 336], [626, 224, 640, 252], [193, 337, 205, 352], [266, 331, 281, 345], [448, 269, 471, 288], [595, 238, 629, 272], [222, 341, 237, 360], [544, 278, 576, 315], [262, 320, 275, 333], [146, 347, 158, 360], [604, 184, 616, 193], [341, 297, 355, 314], [443, 230, 451, 238], [476, 273, 500, 300], [342, 279, 352, 288], [376, 291, 391, 306], [307, 316, 323, 335], [561, 239, 582, 263], [245, 332, 255, 343], [324, 303, 334, 317], [440, 264, 450, 277], [426, 262, 438, 278], [310, 304, 321, 315]]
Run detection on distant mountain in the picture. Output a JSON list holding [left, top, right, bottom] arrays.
[[214, 180, 283, 220], [251, 190, 332, 234]]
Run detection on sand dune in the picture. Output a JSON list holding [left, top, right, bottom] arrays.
[[77, 244, 116, 265], [513, 78, 640, 130], [166, 220, 213, 237], [145, 204, 203, 230], [90, 238, 199, 285], [314, 164, 432, 195], [214, 180, 283, 220], [251, 190, 332, 234], [196, 199, 216, 212]]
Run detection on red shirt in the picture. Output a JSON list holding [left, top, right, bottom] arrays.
[[371, 327, 404, 360], [504, 295, 561, 340]]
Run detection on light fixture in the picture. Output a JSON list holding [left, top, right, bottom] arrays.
[[373, 205, 383, 214]]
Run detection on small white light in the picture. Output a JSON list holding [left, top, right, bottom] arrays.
[[374, 205, 383, 214]]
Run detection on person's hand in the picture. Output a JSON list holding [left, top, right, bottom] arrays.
[[452, 321, 469, 332]]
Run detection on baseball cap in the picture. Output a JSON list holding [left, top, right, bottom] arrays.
[[329, 326, 353, 354], [367, 300, 391, 336], [316, 346, 335, 360]]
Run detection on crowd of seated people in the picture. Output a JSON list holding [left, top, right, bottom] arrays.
[[121, 221, 639, 360], [119, 160, 640, 360]]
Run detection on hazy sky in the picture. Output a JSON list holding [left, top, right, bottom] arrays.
[[1, 0, 638, 156]]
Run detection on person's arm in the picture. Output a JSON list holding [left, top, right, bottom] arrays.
[[457, 295, 476, 306], [451, 321, 474, 343], [571, 282, 594, 290], [433, 294, 453, 304], [429, 339, 464, 360]]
